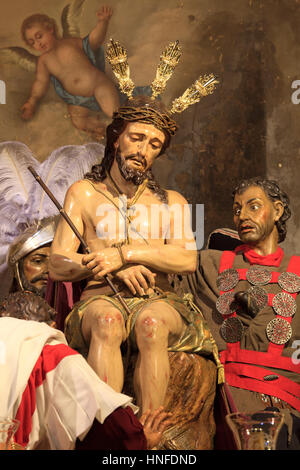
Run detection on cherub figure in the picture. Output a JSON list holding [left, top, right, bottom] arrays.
[[0, 2, 120, 139]]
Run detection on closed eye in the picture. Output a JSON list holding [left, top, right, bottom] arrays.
[[129, 133, 143, 142], [151, 142, 162, 150]]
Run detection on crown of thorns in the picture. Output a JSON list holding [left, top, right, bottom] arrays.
[[113, 105, 178, 136], [106, 39, 219, 136]]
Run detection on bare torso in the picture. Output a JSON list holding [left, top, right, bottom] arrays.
[[41, 38, 108, 97], [78, 179, 172, 299]]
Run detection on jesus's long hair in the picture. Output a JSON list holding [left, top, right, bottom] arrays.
[[84, 98, 172, 203]]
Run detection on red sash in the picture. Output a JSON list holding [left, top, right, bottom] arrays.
[[218, 249, 300, 411], [14, 344, 78, 448]]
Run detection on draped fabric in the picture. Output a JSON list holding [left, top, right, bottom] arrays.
[[0, 317, 144, 450]]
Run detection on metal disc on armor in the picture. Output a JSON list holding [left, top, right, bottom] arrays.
[[247, 285, 268, 311], [216, 268, 239, 292], [278, 272, 300, 293], [220, 317, 244, 343], [246, 266, 272, 286], [216, 292, 237, 316], [266, 317, 292, 345], [272, 292, 297, 318]]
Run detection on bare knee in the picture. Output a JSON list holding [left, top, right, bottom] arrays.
[[87, 310, 124, 346], [68, 105, 88, 130], [94, 83, 120, 117], [69, 113, 87, 131], [135, 310, 168, 349]]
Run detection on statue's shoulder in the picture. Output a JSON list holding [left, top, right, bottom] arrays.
[[65, 179, 100, 203], [70, 178, 106, 193], [166, 189, 188, 205]]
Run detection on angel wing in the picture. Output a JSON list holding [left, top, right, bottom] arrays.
[[0, 47, 37, 73], [0, 202, 33, 302], [24, 142, 104, 221], [61, 0, 86, 38], [0, 142, 39, 208], [0, 239, 14, 300], [0, 210, 26, 301], [0, 140, 103, 300]]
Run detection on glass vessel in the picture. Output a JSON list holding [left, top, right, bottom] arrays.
[[226, 411, 284, 450]]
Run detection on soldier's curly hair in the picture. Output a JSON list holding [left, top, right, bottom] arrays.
[[0, 291, 56, 326], [232, 177, 291, 243]]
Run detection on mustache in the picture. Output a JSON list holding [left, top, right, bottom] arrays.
[[31, 274, 48, 284], [238, 220, 258, 230], [124, 153, 147, 168]]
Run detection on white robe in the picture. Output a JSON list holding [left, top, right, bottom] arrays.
[[0, 317, 136, 450]]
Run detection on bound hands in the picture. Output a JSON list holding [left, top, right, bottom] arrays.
[[115, 265, 156, 295], [140, 407, 173, 449], [82, 248, 123, 279], [82, 249, 156, 294]]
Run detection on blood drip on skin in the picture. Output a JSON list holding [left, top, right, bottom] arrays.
[[143, 317, 157, 338]]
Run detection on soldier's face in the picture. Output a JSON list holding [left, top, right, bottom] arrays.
[[233, 186, 282, 245], [114, 122, 165, 180], [22, 246, 50, 294]]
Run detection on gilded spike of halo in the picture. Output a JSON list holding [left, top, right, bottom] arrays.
[[150, 40, 182, 99], [106, 39, 219, 123], [169, 74, 219, 114], [106, 38, 135, 99]]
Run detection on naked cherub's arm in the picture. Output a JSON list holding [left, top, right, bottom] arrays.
[[21, 56, 50, 119], [88, 5, 113, 52]]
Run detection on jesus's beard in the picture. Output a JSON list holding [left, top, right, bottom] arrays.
[[115, 149, 149, 186]]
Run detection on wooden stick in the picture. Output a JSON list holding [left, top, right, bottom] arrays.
[[28, 166, 132, 316]]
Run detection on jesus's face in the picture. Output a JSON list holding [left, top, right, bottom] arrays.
[[114, 122, 165, 184]]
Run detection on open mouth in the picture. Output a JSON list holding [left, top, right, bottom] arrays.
[[239, 224, 255, 233]]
